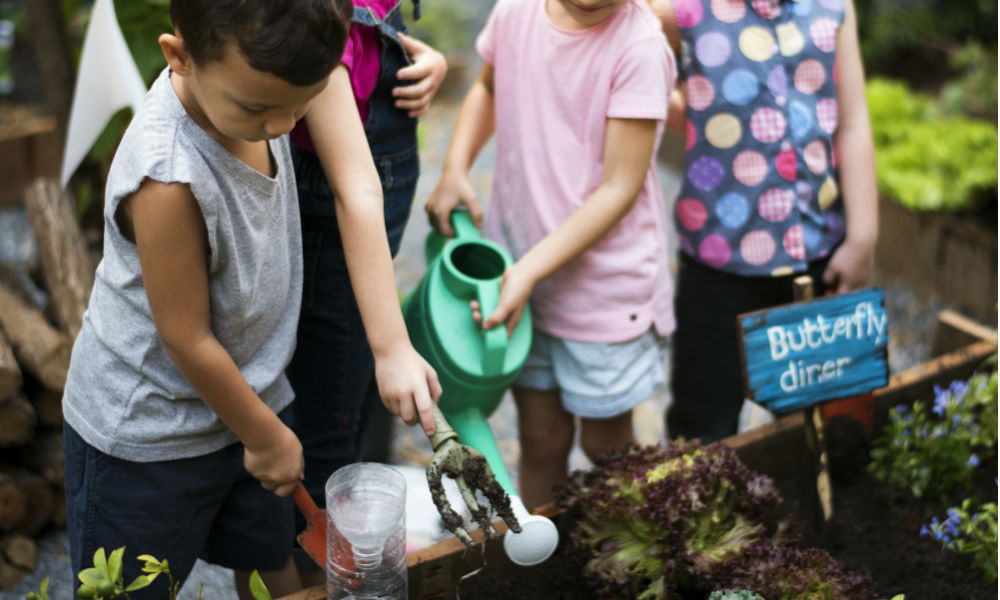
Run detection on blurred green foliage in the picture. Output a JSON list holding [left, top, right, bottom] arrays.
[[867, 78, 998, 213], [854, 0, 997, 122], [938, 42, 998, 121], [854, 0, 996, 67], [405, 0, 476, 55]]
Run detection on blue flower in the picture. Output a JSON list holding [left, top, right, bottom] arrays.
[[895, 404, 910, 416], [949, 379, 969, 400], [966, 454, 981, 468], [933, 393, 949, 418]]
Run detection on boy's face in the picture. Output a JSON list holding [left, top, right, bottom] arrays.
[[550, 0, 630, 28], [165, 37, 328, 143]]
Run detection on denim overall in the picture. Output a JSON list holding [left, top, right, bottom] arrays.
[[286, 0, 420, 519]]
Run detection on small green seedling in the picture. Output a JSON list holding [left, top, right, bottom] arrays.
[[24, 548, 273, 600]]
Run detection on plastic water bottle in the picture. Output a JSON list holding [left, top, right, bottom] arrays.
[[325, 463, 407, 600]]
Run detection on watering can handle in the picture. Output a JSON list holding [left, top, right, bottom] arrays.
[[476, 281, 508, 375], [451, 210, 480, 240]]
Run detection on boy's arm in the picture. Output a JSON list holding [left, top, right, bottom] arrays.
[[305, 65, 441, 435], [823, 0, 878, 294], [479, 117, 660, 335], [127, 181, 303, 497], [424, 63, 496, 236]]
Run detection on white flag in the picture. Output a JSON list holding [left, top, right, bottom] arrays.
[[60, 0, 147, 187]]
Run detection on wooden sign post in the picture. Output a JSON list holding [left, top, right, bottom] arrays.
[[737, 282, 890, 526]]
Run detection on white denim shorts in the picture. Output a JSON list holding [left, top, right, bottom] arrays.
[[514, 328, 670, 419]]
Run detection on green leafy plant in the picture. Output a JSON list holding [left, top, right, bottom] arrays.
[[23, 548, 273, 600], [866, 78, 998, 214], [922, 497, 998, 583], [708, 590, 765, 600], [868, 370, 998, 502]]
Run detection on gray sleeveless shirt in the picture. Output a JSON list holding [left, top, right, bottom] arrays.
[[63, 68, 302, 461]]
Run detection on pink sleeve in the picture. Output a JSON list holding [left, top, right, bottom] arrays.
[[607, 36, 675, 121], [475, 2, 502, 66]]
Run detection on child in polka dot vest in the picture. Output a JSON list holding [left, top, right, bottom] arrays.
[[650, 0, 878, 441]]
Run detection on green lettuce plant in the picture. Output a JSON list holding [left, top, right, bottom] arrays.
[[866, 78, 998, 214], [708, 590, 765, 600]]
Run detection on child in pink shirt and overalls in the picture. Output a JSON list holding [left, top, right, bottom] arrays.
[[426, 0, 676, 509], [285, 0, 446, 581]]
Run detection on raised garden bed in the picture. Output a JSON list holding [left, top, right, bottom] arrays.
[[875, 194, 998, 327], [280, 313, 997, 600]]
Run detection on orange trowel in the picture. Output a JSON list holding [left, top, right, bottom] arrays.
[[292, 481, 357, 569]]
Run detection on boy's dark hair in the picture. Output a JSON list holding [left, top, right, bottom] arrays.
[[171, 0, 350, 87]]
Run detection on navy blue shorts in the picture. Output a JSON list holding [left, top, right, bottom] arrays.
[[63, 419, 295, 598]]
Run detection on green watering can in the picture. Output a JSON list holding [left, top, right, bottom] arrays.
[[403, 211, 558, 566]]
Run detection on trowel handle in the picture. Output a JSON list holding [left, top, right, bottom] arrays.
[[476, 282, 508, 375], [450, 210, 480, 240], [292, 481, 325, 524]]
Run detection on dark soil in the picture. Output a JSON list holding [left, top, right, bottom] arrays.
[[778, 417, 997, 600], [456, 417, 997, 600]]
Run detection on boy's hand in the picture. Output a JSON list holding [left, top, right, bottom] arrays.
[[822, 236, 875, 295], [472, 263, 536, 337], [243, 421, 304, 497], [374, 342, 443, 436], [394, 33, 447, 118], [425, 169, 482, 237]]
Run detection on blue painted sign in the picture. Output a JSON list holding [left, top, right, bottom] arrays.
[[738, 288, 890, 415]]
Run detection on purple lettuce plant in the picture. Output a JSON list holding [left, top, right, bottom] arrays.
[[555, 440, 879, 600], [704, 540, 877, 600], [554, 441, 781, 600]]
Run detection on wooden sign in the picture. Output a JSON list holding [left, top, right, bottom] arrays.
[[738, 287, 890, 415]]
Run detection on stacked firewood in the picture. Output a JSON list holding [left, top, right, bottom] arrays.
[[0, 178, 94, 590]]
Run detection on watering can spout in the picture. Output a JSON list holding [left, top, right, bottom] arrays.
[[504, 495, 559, 566]]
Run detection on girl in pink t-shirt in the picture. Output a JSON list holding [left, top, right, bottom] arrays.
[[426, 0, 677, 509]]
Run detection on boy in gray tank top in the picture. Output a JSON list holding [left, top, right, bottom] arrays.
[[61, 1, 350, 597]]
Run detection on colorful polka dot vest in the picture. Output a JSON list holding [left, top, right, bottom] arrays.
[[673, 0, 846, 276]]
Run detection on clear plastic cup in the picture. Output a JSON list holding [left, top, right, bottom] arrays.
[[325, 463, 407, 600]]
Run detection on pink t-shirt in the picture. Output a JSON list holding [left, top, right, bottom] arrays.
[[477, 0, 677, 343], [290, 0, 394, 151]]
